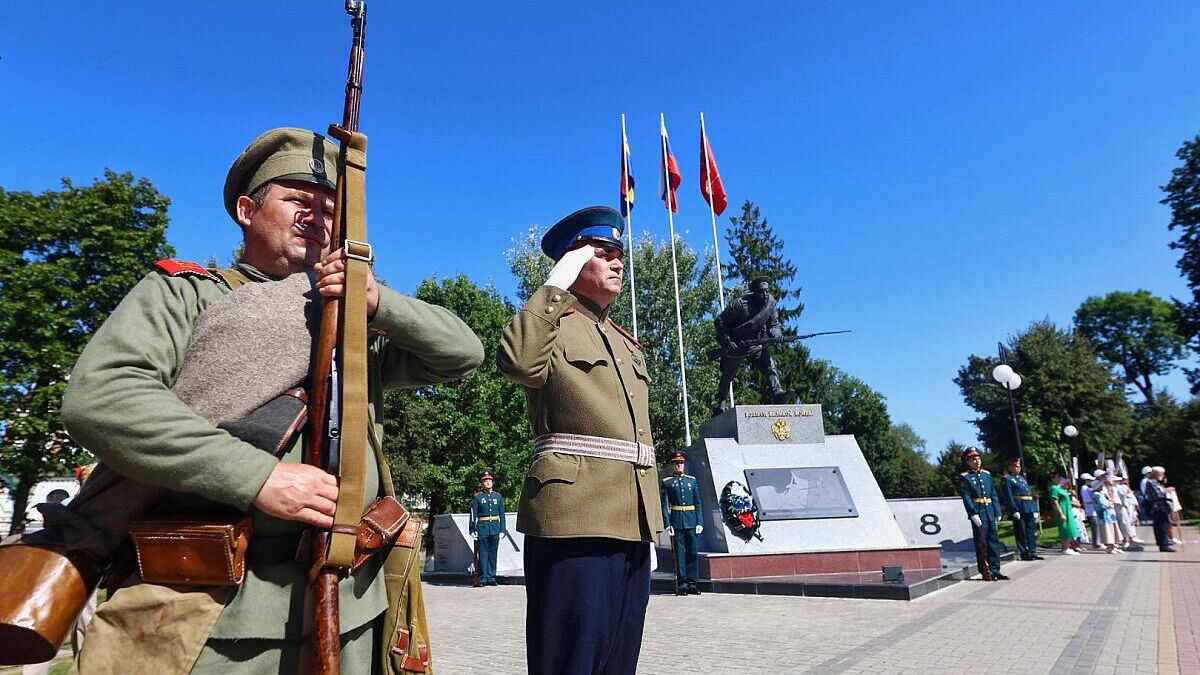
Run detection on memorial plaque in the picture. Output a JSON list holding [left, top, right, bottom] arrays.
[[744, 466, 858, 520]]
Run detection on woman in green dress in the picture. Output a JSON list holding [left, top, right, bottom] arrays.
[[1049, 471, 1082, 554]]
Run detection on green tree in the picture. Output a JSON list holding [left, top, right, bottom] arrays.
[[1161, 133, 1200, 392], [955, 320, 1133, 480], [0, 171, 173, 533], [381, 276, 531, 536], [505, 229, 720, 458], [935, 441, 972, 493], [1074, 290, 1188, 404], [887, 423, 953, 497]]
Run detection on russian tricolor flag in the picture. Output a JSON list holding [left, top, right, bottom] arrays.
[[659, 117, 682, 213]]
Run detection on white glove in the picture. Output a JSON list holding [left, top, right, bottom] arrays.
[[666, 526, 675, 536], [1013, 512, 1021, 520], [471, 532, 478, 540], [1034, 512, 1040, 521], [695, 525, 704, 535], [544, 245, 594, 291], [971, 514, 982, 527]]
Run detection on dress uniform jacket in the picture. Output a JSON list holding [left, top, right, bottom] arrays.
[[470, 491, 506, 537], [958, 469, 1002, 522], [661, 474, 702, 530], [1001, 473, 1038, 517], [61, 262, 483, 670], [498, 285, 664, 541]]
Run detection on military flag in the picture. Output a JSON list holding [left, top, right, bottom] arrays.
[[700, 123, 728, 216], [621, 126, 636, 217], [659, 117, 682, 213]]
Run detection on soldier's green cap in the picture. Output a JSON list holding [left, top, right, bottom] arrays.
[[541, 206, 625, 260], [223, 127, 340, 223]]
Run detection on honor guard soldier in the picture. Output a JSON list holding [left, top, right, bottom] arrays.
[[958, 447, 1008, 580], [499, 206, 663, 675], [469, 471, 507, 586], [661, 451, 704, 595], [1001, 457, 1043, 561]]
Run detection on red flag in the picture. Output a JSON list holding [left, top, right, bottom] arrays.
[[700, 126, 728, 216], [660, 117, 682, 213]]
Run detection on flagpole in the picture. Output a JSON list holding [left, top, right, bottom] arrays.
[[621, 113, 639, 340], [701, 112, 734, 410], [660, 113, 692, 447]]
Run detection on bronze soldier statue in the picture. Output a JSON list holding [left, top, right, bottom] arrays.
[[713, 277, 795, 414]]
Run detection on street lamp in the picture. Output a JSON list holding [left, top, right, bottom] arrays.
[[991, 343, 1027, 473]]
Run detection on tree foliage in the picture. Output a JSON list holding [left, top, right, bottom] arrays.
[[955, 320, 1133, 479], [0, 171, 173, 533], [1074, 290, 1188, 404], [381, 276, 531, 529]]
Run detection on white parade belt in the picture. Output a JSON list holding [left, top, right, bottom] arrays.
[[535, 432, 655, 469]]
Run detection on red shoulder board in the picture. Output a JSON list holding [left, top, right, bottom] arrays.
[[608, 319, 642, 349], [155, 259, 219, 282], [562, 308, 577, 316]]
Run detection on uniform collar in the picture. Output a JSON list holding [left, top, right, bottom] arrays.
[[571, 293, 609, 323], [236, 262, 285, 282]]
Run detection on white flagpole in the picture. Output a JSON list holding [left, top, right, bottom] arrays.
[[701, 112, 734, 411], [660, 113, 692, 447], [621, 114, 639, 340]]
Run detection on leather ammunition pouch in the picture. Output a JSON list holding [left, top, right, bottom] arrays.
[[130, 516, 253, 587], [351, 496, 410, 572], [0, 544, 102, 665]]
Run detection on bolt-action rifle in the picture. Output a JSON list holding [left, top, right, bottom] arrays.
[[705, 330, 851, 360], [306, 2, 368, 673]]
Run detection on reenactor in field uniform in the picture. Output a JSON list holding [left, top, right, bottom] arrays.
[[499, 206, 664, 675], [1001, 457, 1043, 561], [469, 471, 506, 586], [958, 447, 1008, 580], [59, 127, 485, 673], [660, 450, 704, 595]]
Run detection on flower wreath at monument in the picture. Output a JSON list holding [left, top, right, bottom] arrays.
[[719, 481, 763, 541]]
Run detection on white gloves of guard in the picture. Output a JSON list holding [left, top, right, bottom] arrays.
[[1034, 512, 1039, 521], [696, 525, 704, 535], [544, 245, 594, 291], [665, 526, 675, 536], [1013, 512, 1021, 520], [971, 514, 982, 527], [471, 532, 478, 540]]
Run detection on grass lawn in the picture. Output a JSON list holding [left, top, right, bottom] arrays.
[[997, 519, 1065, 550]]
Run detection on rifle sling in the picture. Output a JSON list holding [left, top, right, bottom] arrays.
[[328, 130, 371, 569]]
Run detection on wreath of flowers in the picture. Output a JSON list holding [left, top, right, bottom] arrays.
[[719, 480, 763, 541]]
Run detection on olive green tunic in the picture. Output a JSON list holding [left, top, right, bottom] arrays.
[[61, 262, 484, 672], [498, 285, 664, 542]]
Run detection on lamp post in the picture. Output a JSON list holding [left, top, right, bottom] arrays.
[[991, 342, 1027, 473]]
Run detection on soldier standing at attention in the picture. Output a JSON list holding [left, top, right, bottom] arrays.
[[1001, 457, 1043, 561], [958, 447, 1009, 580], [499, 206, 663, 675], [661, 451, 704, 595], [61, 127, 484, 673], [469, 471, 506, 586]]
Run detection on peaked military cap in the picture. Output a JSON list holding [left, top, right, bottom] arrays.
[[480, 471, 495, 482], [961, 446, 981, 461], [223, 127, 340, 223], [668, 451, 688, 463], [749, 276, 771, 290], [541, 206, 625, 260], [1005, 456, 1021, 465]]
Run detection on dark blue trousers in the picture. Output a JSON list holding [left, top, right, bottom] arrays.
[[478, 533, 499, 583], [672, 528, 699, 589], [1013, 514, 1039, 558], [972, 518, 1002, 575], [524, 536, 650, 675]]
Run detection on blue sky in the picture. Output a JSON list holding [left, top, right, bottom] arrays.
[[3, 2, 1198, 458]]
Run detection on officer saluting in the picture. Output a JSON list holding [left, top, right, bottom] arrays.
[[469, 471, 506, 586], [661, 451, 704, 595], [1001, 457, 1043, 561], [499, 206, 663, 675], [958, 447, 1008, 580]]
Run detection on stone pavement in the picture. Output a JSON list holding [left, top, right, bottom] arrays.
[[425, 525, 1198, 675]]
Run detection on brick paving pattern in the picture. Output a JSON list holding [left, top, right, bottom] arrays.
[[424, 525, 1197, 675]]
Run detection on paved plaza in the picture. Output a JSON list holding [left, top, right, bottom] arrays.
[[426, 526, 1199, 675]]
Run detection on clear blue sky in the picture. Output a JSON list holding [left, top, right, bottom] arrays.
[[3, 2, 1198, 457]]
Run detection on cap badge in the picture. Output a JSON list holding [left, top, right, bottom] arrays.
[[310, 158, 326, 175]]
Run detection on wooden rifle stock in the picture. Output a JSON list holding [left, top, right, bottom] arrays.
[[306, 3, 367, 673]]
